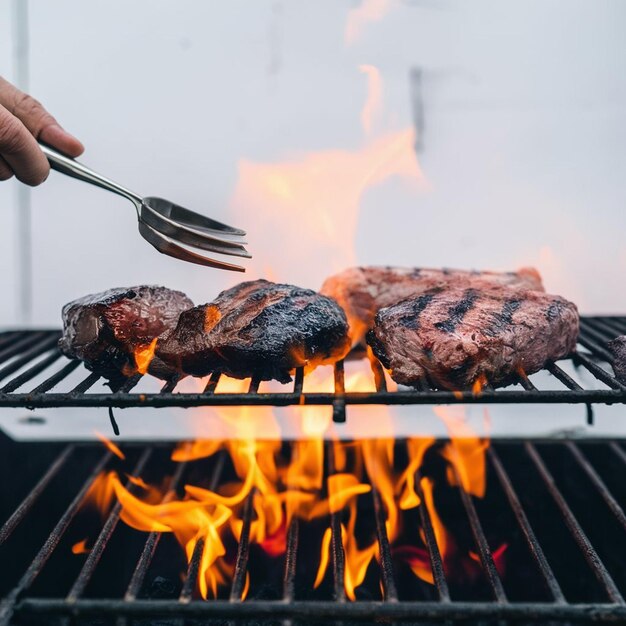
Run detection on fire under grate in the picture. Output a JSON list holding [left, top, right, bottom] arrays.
[[0, 316, 624, 422], [1, 435, 626, 624]]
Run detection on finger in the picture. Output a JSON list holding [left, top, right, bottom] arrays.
[[0, 155, 13, 181], [0, 77, 84, 157], [0, 103, 50, 185]]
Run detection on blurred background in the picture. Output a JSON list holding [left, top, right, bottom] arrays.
[[0, 0, 625, 329]]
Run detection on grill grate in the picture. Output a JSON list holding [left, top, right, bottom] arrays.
[[0, 316, 624, 420], [0, 436, 626, 623]]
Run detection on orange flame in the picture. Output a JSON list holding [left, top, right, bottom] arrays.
[[71, 538, 90, 555], [95, 431, 125, 460], [345, 0, 396, 45], [134, 338, 158, 375], [472, 374, 488, 396], [70, 53, 506, 601], [435, 406, 489, 499], [82, 422, 504, 600], [230, 129, 423, 287], [359, 64, 383, 135]]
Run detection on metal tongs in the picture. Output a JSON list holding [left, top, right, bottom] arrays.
[[40, 143, 250, 271]]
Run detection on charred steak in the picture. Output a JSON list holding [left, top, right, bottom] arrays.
[[59, 286, 193, 384], [608, 336, 626, 384], [156, 280, 351, 382], [321, 266, 544, 345], [366, 287, 578, 390]]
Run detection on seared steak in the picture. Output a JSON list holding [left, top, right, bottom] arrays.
[[59, 286, 193, 385], [321, 266, 544, 345], [608, 336, 626, 384], [366, 287, 578, 389], [156, 280, 351, 382]]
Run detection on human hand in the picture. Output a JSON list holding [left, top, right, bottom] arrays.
[[0, 77, 84, 185]]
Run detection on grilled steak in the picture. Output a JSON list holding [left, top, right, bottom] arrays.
[[366, 287, 578, 389], [59, 286, 193, 385], [608, 336, 626, 384], [321, 266, 544, 345], [156, 280, 351, 382]]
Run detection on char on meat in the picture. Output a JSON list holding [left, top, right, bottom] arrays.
[[59, 286, 193, 386], [366, 286, 578, 390], [321, 266, 544, 346], [156, 280, 351, 383], [608, 336, 626, 384]]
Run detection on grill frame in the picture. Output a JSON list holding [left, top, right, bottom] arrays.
[[0, 437, 625, 624], [1, 317, 626, 623], [0, 317, 624, 420]]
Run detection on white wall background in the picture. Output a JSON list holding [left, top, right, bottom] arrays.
[[1, 0, 625, 327]]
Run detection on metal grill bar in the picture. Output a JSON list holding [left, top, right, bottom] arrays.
[[0, 334, 60, 383], [585, 318, 622, 340], [369, 357, 388, 393], [0, 319, 622, 410], [525, 443, 624, 604], [70, 371, 100, 394], [66, 449, 153, 601], [30, 359, 81, 394], [370, 486, 398, 601], [0, 445, 75, 546], [0, 317, 619, 410], [566, 443, 626, 533], [293, 367, 304, 396], [180, 538, 206, 603], [123, 461, 188, 603], [0, 330, 18, 350], [326, 442, 346, 602], [248, 376, 261, 394], [578, 321, 616, 361], [573, 352, 625, 390], [610, 442, 626, 465], [0, 350, 63, 393], [487, 447, 565, 603], [282, 517, 299, 602], [546, 361, 583, 390], [0, 450, 113, 626], [229, 491, 255, 602], [595, 318, 625, 337], [160, 376, 179, 393], [204, 371, 221, 394], [5, 388, 626, 407], [414, 470, 450, 602], [332, 360, 346, 423], [0, 331, 49, 365], [451, 465, 507, 603], [18, 598, 626, 622], [2, 439, 626, 623], [516, 372, 537, 391]]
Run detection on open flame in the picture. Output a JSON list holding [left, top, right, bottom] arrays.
[[229, 63, 425, 289], [80, 44, 508, 601], [82, 389, 502, 599], [95, 431, 125, 460], [345, 0, 396, 45]]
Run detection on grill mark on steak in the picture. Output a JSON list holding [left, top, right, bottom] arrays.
[[547, 299, 567, 321], [434, 289, 479, 333], [398, 293, 436, 330], [320, 265, 544, 346], [156, 280, 351, 383], [367, 286, 579, 390], [483, 299, 523, 337]]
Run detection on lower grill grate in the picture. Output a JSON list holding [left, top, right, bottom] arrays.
[[0, 316, 623, 418], [1, 435, 626, 624]]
